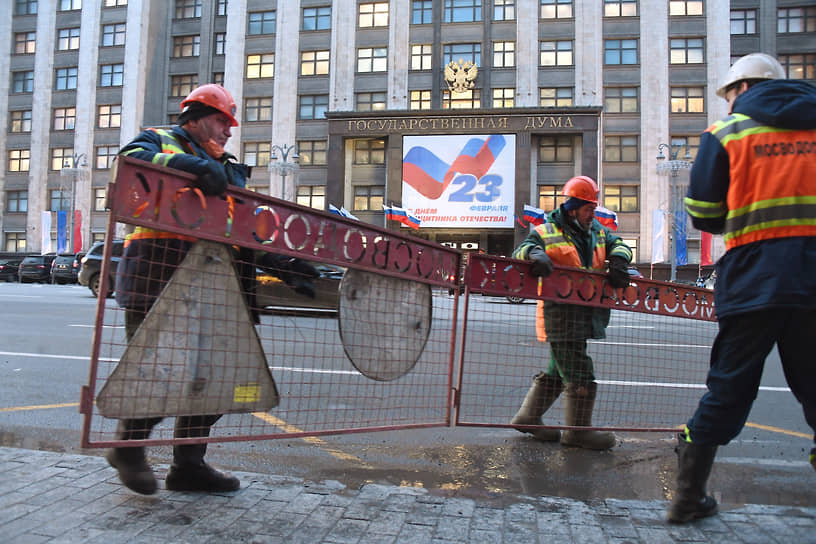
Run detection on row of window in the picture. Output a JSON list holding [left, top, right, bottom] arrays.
[[5, 189, 108, 214]]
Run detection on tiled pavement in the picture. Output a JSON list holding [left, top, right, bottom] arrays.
[[0, 446, 813, 543]]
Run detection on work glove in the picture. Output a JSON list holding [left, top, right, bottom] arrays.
[[258, 253, 319, 298], [194, 160, 229, 196], [527, 247, 554, 278], [607, 256, 630, 288]]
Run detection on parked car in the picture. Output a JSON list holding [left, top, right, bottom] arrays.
[[79, 240, 124, 298], [50, 253, 81, 284], [18, 255, 57, 283], [255, 261, 344, 315], [0, 258, 23, 282]]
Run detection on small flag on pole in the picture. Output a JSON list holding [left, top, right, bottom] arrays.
[[522, 204, 547, 226], [594, 206, 618, 230], [383, 204, 421, 230], [329, 204, 359, 221], [700, 231, 713, 266]]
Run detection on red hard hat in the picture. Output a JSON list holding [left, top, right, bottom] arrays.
[[562, 175, 599, 204], [180, 84, 238, 127]]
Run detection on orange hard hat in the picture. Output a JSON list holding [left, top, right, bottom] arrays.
[[180, 84, 238, 126], [562, 175, 599, 204]]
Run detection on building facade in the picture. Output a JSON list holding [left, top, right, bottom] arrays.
[[2, 0, 815, 263]]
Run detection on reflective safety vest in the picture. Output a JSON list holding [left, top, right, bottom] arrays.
[[120, 128, 202, 244], [531, 222, 607, 270], [689, 113, 816, 250]]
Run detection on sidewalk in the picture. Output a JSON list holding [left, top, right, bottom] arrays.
[[0, 446, 813, 544]]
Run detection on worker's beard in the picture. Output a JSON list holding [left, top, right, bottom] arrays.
[[569, 216, 591, 233]]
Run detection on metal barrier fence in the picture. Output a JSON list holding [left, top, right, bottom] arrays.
[[80, 157, 717, 448]]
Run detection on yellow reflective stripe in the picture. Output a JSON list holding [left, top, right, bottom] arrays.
[[728, 195, 816, 219], [724, 217, 816, 243], [151, 153, 174, 167], [720, 124, 789, 147], [685, 196, 727, 219]]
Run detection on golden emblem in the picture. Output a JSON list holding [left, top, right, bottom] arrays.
[[444, 59, 478, 93]]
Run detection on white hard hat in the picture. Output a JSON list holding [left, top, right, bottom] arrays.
[[716, 53, 786, 98]]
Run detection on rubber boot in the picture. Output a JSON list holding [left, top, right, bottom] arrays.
[[165, 415, 240, 492], [105, 419, 160, 495], [510, 373, 563, 442], [560, 382, 616, 450], [666, 433, 718, 523]]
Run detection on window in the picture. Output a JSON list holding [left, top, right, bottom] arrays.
[[216, 0, 226, 16], [539, 41, 573, 66], [15, 0, 37, 15], [444, 0, 482, 23], [778, 7, 816, 33], [59, 0, 81, 10], [605, 39, 637, 65], [540, 87, 573, 107], [669, 1, 702, 16], [603, 186, 638, 212], [57, 27, 80, 50], [604, 87, 638, 112], [671, 135, 700, 161], [243, 142, 271, 167], [6, 191, 28, 213], [540, 0, 572, 19], [412, 0, 432, 24], [443, 43, 481, 65], [538, 136, 573, 162], [98, 104, 122, 128], [492, 88, 514, 108], [494, 0, 515, 20], [9, 150, 30, 172], [410, 90, 432, 110], [104, 0, 128, 6], [4, 232, 26, 252], [100, 63, 125, 86], [53, 107, 76, 130], [299, 95, 329, 119], [173, 35, 200, 57], [493, 41, 515, 68], [301, 50, 330, 76], [10, 110, 32, 133], [302, 6, 331, 31], [244, 97, 273, 122], [50, 190, 71, 212], [175, 0, 201, 18], [538, 185, 567, 211], [356, 92, 387, 111], [411, 44, 432, 70], [442, 89, 481, 109], [354, 139, 385, 165], [15, 32, 36, 54], [359, 2, 388, 27], [671, 86, 704, 113], [214, 33, 225, 55], [93, 188, 107, 212], [55, 67, 79, 90], [12, 71, 34, 93], [296, 186, 326, 209], [353, 186, 385, 210], [297, 141, 327, 166], [357, 47, 388, 73], [102, 23, 126, 46], [212, 72, 224, 85], [51, 148, 73, 171], [170, 74, 197, 96], [730, 9, 756, 35], [249, 11, 276, 34], [246, 54, 274, 78], [604, 135, 638, 162], [670, 38, 704, 64], [604, 0, 636, 17], [778, 54, 816, 80], [95, 146, 118, 169]]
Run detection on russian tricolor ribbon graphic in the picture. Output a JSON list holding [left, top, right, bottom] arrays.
[[402, 135, 506, 199]]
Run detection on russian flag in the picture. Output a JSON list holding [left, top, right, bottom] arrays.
[[594, 206, 618, 231], [383, 204, 421, 230], [522, 204, 547, 226]]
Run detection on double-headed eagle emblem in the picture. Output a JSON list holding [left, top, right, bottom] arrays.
[[444, 59, 478, 93]]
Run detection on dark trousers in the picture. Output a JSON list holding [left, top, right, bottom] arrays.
[[686, 308, 816, 449]]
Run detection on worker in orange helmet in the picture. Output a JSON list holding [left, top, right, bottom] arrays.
[[510, 175, 632, 450]]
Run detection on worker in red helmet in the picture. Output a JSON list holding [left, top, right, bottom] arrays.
[[510, 175, 632, 450]]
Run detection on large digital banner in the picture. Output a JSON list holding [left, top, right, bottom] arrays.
[[402, 134, 515, 228]]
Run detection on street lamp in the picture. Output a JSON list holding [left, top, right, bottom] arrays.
[[656, 143, 692, 282], [60, 152, 87, 254], [269, 144, 299, 200]]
